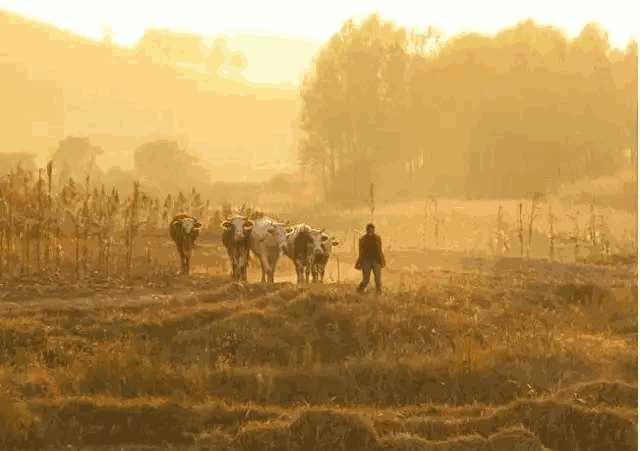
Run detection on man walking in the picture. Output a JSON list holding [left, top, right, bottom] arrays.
[[355, 223, 385, 294]]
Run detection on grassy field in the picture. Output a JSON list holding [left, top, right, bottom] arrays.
[[0, 245, 636, 450], [270, 196, 636, 266]]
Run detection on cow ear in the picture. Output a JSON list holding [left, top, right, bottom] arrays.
[[221, 220, 231, 229], [244, 219, 254, 229], [332, 240, 340, 246]]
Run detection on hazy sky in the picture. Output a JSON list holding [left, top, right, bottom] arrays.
[[1, 0, 637, 85], [2, 0, 637, 46]]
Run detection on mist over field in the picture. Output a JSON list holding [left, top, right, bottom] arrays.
[[0, 6, 637, 451]]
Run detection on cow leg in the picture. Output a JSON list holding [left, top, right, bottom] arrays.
[[240, 248, 247, 282], [268, 260, 275, 283], [178, 248, 186, 275], [295, 262, 303, 285], [259, 254, 270, 283], [242, 249, 249, 282], [176, 244, 183, 274], [226, 249, 235, 279], [231, 250, 239, 281], [185, 254, 190, 275], [269, 254, 279, 283], [234, 256, 240, 281]]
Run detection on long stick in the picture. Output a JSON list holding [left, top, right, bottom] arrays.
[[518, 202, 524, 257]]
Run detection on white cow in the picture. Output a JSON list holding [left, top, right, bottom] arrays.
[[312, 232, 340, 282], [248, 217, 289, 283], [283, 224, 325, 285]]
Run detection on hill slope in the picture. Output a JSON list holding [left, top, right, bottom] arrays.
[[0, 10, 300, 179]]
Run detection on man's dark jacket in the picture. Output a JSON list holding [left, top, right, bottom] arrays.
[[355, 233, 386, 269]]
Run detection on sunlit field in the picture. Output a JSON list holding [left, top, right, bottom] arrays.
[[0, 229, 636, 450]]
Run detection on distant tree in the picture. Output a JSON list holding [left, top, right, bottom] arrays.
[[207, 36, 229, 75], [136, 28, 207, 65], [229, 51, 248, 73], [612, 40, 638, 171], [51, 137, 103, 184], [206, 36, 248, 77], [265, 173, 291, 193], [300, 16, 637, 201], [133, 140, 210, 194], [300, 15, 408, 202]]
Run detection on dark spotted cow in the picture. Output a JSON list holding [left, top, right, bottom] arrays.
[[283, 224, 324, 285], [221, 215, 253, 282]]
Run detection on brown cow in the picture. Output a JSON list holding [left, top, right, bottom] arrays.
[[169, 214, 201, 275]]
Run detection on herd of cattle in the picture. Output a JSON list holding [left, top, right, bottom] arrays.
[[169, 213, 340, 284]]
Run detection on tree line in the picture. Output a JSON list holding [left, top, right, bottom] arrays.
[[0, 10, 297, 170], [299, 16, 637, 203]]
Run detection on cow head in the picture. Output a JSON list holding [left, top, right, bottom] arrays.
[[308, 228, 327, 258], [181, 217, 201, 235], [320, 232, 340, 254], [222, 216, 253, 242]]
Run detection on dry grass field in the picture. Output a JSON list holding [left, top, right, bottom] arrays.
[[0, 242, 636, 450]]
